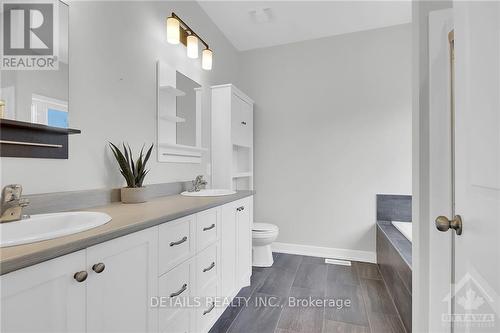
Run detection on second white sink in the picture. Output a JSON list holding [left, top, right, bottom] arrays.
[[181, 189, 236, 197], [0, 211, 112, 248]]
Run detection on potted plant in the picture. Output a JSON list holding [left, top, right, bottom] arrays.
[[109, 142, 153, 204]]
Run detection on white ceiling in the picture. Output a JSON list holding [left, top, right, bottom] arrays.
[[198, 1, 412, 51]]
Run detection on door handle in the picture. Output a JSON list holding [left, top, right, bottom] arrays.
[[435, 215, 463, 235], [170, 236, 188, 247]]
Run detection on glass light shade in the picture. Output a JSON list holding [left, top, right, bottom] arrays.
[[187, 35, 199, 59], [166, 17, 180, 44], [202, 48, 213, 70]]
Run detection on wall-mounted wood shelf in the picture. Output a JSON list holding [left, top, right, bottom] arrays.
[[0, 119, 81, 159]]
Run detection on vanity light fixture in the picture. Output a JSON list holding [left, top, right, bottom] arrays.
[[187, 35, 199, 59], [166, 12, 212, 70]]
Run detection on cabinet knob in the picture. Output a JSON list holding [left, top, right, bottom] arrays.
[[92, 263, 106, 273], [74, 271, 88, 282], [241, 121, 247, 125]]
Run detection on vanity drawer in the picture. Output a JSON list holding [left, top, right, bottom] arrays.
[[159, 215, 195, 275], [196, 208, 218, 252], [231, 94, 253, 147], [158, 259, 194, 333], [196, 279, 218, 333], [195, 243, 218, 292]]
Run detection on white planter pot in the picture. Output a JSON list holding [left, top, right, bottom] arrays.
[[120, 187, 147, 204]]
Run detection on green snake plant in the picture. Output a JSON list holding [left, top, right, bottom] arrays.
[[109, 142, 153, 188]]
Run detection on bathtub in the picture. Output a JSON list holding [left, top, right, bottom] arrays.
[[392, 221, 412, 242]]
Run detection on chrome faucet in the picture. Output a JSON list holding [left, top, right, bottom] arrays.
[[189, 175, 207, 192], [1, 185, 30, 223]]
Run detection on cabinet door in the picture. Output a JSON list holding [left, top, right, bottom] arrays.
[[1, 250, 86, 333], [220, 203, 237, 299], [86, 227, 158, 333], [236, 198, 252, 287], [231, 93, 253, 147]]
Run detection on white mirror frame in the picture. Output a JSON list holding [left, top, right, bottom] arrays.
[[156, 61, 206, 163]]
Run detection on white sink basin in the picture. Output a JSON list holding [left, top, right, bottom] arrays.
[[181, 189, 236, 197], [0, 211, 112, 248]]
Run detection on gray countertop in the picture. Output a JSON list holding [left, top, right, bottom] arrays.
[[0, 191, 253, 275]]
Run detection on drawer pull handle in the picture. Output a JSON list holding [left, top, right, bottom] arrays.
[[203, 224, 216, 231], [241, 121, 247, 125], [170, 236, 188, 247], [203, 262, 215, 273], [236, 206, 245, 212], [74, 271, 88, 282], [92, 263, 105, 274], [203, 302, 216, 315], [170, 283, 188, 298]]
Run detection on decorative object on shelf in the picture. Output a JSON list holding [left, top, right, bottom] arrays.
[[0, 119, 81, 159], [109, 142, 153, 204], [166, 12, 213, 70]]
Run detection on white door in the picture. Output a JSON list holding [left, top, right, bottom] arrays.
[[429, 2, 500, 332], [86, 227, 158, 333], [452, 2, 500, 332], [0, 251, 86, 332]]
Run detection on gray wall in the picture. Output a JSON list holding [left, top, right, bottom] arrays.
[[0, 1, 240, 194], [238, 24, 412, 255]]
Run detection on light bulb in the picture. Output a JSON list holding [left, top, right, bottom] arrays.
[[202, 48, 213, 70], [166, 16, 180, 44], [187, 35, 199, 59]]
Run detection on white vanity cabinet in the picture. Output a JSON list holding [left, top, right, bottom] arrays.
[[86, 227, 158, 333], [0, 228, 158, 333], [0, 196, 253, 333], [220, 197, 253, 301], [0, 250, 87, 332]]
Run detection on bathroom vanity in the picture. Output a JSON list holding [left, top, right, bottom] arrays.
[[0, 192, 253, 333]]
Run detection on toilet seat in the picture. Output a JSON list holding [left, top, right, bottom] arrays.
[[252, 223, 279, 233]]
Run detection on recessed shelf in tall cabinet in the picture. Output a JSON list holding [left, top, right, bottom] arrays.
[[211, 84, 254, 191]]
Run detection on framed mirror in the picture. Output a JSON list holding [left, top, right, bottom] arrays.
[[156, 61, 206, 163], [0, 1, 69, 128]]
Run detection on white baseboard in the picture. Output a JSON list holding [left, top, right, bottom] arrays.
[[271, 242, 376, 264]]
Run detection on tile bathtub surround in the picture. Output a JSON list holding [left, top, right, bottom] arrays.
[[377, 224, 412, 333], [210, 253, 406, 333], [376, 194, 412, 222]]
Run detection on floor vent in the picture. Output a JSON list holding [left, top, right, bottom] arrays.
[[324, 258, 352, 266]]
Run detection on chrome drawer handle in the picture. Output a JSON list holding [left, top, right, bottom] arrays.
[[203, 302, 216, 315], [170, 236, 188, 247], [170, 283, 188, 298], [241, 121, 247, 125], [203, 262, 215, 273], [203, 224, 215, 231]]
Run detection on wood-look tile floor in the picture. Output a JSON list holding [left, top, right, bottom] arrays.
[[209, 253, 406, 333]]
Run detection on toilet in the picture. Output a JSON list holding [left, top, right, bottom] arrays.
[[252, 223, 279, 267]]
